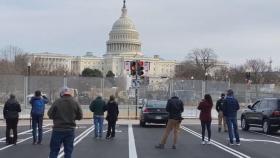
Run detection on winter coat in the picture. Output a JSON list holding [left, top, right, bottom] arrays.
[[198, 100, 213, 122], [106, 101, 119, 122], [89, 97, 107, 116], [216, 98, 225, 112], [222, 96, 240, 118], [30, 96, 49, 116], [166, 96, 184, 120], [48, 95, 83, 131], [3, 98, 21, 119]]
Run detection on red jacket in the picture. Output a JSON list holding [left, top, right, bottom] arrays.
[[198, 100, 213, 122]]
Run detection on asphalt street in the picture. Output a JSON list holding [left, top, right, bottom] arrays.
[[0, 122, 279, 158]]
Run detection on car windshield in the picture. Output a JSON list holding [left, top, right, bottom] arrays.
[[146, 101, 167, 108], [278, 100, 280, 110]]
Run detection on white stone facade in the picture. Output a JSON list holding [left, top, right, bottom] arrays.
[[28, 1, 176, 78]]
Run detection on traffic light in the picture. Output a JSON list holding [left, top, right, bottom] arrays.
[[137, 60, 144, 76], [130, 61, 136, 76]]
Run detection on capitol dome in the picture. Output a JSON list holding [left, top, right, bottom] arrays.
[[106, 0, 142, 57]]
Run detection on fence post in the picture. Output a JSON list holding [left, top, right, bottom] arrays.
[[24, 76, 27, 109], [202, 81, 205, 99]]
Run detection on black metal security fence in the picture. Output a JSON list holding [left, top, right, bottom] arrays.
[[1, 74, 280, 119]]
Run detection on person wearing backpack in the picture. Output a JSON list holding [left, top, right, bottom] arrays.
[[3, 94, 21, 145], [30, 90, 49, 145]]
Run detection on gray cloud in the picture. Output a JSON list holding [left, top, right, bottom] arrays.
[[0, 0, 279, 67]]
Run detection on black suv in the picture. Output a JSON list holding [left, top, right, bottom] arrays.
[[241, 98, 280, 134]]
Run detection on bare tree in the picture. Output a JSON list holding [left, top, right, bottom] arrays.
[[0, 45, 27, 74], [245, 59, 269, 84], [228, 65, 246, 83], [245, 59, 269, 98], [213, 66, 229, 81], [175, 60, 200, 79], [187, 48, 218, 79]]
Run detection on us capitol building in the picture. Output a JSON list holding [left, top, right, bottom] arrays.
[[29, 1, 176, 78]]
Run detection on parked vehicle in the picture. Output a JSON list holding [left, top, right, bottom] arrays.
[[139, 100, 168, 127], [241, 98, 280, 134]]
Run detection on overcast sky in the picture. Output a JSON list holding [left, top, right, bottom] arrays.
[[0, 0, 279, 67]]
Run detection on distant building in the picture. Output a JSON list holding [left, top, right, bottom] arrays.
[[28, 1, 176, 78]]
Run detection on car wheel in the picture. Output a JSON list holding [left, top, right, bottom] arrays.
[[140, 120, 146, 127], [241, 117, 249, 131], [263, 119, 271, 134]]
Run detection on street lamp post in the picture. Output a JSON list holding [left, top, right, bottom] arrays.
[[245, 68, 252, 104], [63, 72, 67, 87], [27, 62, 31, 109], [191, 76, 194, 89], [205, 72, 208, 94]]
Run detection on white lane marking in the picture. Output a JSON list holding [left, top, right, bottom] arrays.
[[181, 126, 251, 158], [0, 124, 50, 141], [0, 129, 52, 151], [129, 124, 138, 158], [239, 138, 280, 145], [249, 131, 280, 140], [56, 126, 95, 158]]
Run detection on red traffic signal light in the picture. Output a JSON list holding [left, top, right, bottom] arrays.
[[137, 61, 144, 76]]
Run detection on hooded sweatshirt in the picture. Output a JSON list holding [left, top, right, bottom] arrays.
[[3, 98, 21, 119]]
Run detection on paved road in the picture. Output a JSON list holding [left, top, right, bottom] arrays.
[[0, 122, 279, 158]]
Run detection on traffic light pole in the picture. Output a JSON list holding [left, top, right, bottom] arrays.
[[135, 60, 139, 119]]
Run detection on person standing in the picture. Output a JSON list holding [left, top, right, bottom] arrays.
[[105, 95, 119, 139], [48, 87, 83, 158], [198, 94, 213, 145], [216, 93, 227, 132], [155, 93, 184, 149], [3, 94, 21, 145], [90, 94, 107, 138], [223, 89, 240, 146], [30, 90, 48, 145]]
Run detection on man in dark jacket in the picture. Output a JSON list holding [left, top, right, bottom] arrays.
[[30, 90, 49, 144], [90, 95, 107, 138], [155, 92, 184, 149], [105, 95, 119, 139], [216, 93, 227, 132], [223, 89, 240, 146], [3, 94, 21, 145], [48, 87, 83, 158]]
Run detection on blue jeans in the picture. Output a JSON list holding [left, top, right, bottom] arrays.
[[49, 130, 75, 158], [94, 115, 104, 137], [226, 117, 240, 144], [31, 114, 43, 143]]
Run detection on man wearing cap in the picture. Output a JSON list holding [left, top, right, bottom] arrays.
[[48, 87, 83, 158], [223, 89, 240, 146]]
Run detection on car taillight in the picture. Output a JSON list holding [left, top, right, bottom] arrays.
[[272, 111, 280, 117], [143, 108, 149, 113]]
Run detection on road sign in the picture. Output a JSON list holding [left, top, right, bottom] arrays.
[[131, 79, 141, 88]]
